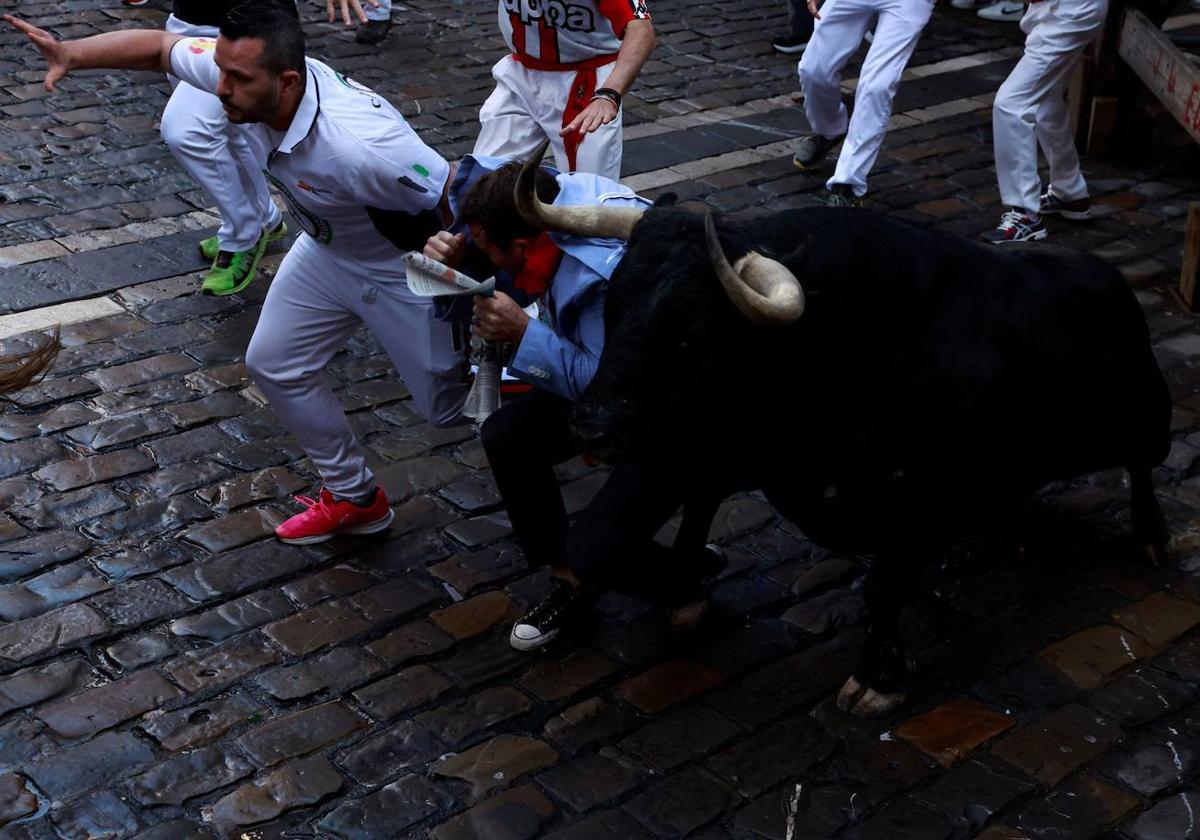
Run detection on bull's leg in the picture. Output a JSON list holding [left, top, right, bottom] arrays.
[[1129, 465, 1170, 567], [837, 550, 919, 718]]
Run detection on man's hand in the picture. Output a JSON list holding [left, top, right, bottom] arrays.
[[326, 0, 382, 25], [473, 292, 530, 344], [807, 0, 822, 19], [424, 231, 467, 268], [4, 15, 72, 92], [561, 97, 619, 137]]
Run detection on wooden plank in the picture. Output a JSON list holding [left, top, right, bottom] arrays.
[[1181, 202, 1200, 311], [1085, 95, 1119, 155], [1118, 7, 1200, 144]]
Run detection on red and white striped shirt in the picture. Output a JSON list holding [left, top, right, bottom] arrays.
[[498, 0, 651, 68]]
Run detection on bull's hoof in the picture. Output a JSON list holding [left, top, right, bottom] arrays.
[[836, 676, 866, 712], [836, 676, 906, 717]]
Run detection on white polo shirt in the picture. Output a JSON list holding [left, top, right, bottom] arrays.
[[169, 37, 450, 267]]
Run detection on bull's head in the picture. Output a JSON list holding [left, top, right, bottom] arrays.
[[514, 141, 808, 461]]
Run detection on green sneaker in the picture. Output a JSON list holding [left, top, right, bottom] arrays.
[[197, 220, 288, 263], [200, 235, 268, 296]]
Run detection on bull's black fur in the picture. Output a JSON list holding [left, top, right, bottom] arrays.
[[573, 206, 1171, 703]]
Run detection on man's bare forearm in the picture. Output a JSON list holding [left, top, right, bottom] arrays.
[[63, 29, 181, 75], [602, 19, 655, 97]]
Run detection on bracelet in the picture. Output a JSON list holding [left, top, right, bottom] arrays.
[[591, 87, 622, 109]]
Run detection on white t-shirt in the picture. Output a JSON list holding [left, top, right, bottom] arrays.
[[169, 37, 450, 267], [497, 0, 651, 65]]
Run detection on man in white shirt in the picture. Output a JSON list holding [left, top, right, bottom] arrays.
[[477, 0, 656, 180], [5, 5, 469, 545]]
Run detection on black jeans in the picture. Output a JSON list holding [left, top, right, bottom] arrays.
[[788, 0, 815, 37], [480, 388, 723, 598]]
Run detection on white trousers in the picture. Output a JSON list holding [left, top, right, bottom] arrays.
[[245, 236, 470, 499], [993, 0, 1107, 212], [366, 0, 392, 21], [799, 0, 933, 196], [162, 16, 280, 252], [474, 56, 623, 180]]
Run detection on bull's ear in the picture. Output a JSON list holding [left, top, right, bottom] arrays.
[[652, 193, 678, 208], [776, 235, 813, 268]]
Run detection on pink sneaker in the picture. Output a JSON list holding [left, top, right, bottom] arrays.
[[275, 486, 394, 545]]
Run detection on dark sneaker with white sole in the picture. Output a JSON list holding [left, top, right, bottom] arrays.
[[1039, 190, 1091, 220], [510, 580, 590, 651], [793, 133, 845, 170], [980, 209, 1047, 245], [825, 183, 862, 208], [771, 34, 810, 54]]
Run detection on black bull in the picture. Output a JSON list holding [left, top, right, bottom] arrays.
[[516, 161, 1171, 716]]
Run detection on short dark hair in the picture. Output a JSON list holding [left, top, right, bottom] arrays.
[[221, 1, 306, 77], [459, 162, 561, 248]]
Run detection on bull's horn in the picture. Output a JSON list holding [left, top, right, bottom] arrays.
[[514, 139, 645, 240], [704, 213, 805, 326], [0, 330, 60, 396]]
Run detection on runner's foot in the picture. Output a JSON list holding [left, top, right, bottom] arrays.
[[199, 219, 288, 263], [275, 486, 394, 545]]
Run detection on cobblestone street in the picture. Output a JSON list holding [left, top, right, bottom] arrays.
[[4, 1, 1200, 838]]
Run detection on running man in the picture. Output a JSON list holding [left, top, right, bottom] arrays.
[[476, 0, 656, 180], [6, 5, 469, 544]]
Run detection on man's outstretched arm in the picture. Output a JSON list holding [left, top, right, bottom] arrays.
[[4, 15, 180, 92]]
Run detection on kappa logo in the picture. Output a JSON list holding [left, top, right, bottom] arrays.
[[503, 0, 596, 32]]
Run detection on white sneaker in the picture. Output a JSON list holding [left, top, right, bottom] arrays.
[[977, 0, 1025, 20]]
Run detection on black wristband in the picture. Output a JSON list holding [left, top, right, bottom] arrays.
[[592, 87, 622, 109]]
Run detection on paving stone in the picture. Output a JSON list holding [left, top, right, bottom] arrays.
[[171, 590, 293, 641], [1014, 775, 1138, 840], [782, 588, 867, 634], [433, 734, 559, 800], [262, 601, 372, 657], [436, 633, 527, 689], [92, 540, 194, 582], [365, 619, 455, 666], [0, 533, 92, 583], [544, 697, 640, 753], [163, 633, 282, 694], [1039, 624, 1156, 690], [1097, 725, 1200, 797], [343, 575, 443, 624], [0, 436, 66, 479], [971, 659, 1083, 720], [840, 797, 957, 840], [912, 757, 1037, 833], [280, 565, 377, 608], [430, 784, 556, 840], [35, 668, 181, 739], [106, 629, 175, 670], [119, 460, 234, 505], [315, 774, 456, 839], [1113, 592, 1200, 648], [539, 751, 640, 813], [625, 766, 738, 839], [991, 704, 1121, 786], [24, 729, 155, 800], [256, 646, 384, 701], [0, 602, 110, 665], [821, 735, 936, 808], [1125, 790, 1200, 840], [180, 506, 281, 554], [0, 658, 95, 716], [1089, 665, 1195, 727], [237, 701, 366, 767], [51, 789, 141, 839], [352, 664, 453, 720], [164, 392, 250, 429], [128, 744, 254, 806], [429, 544, 526, 595], [32, 449, 153, 492], [82, 494, 211, 544], [209, 755, 344, 833], [732, 783, 859, 840], [706, 714, 836, 797], [416, 685, 533, 748], [141, 691, 268, 752], [0, 561, 111, 621], [375, 455, 466, 502], [338, 719, 445, 786], [191, 465, 306, 514], [162, 542, 310, 601], [0, 773, 38, 826], [894, 697, 1016, 768], [430, 590, 518, 640], [129, 820, 215, 840], [545, 807, 654, 840], [614, 659, 722, 714], [620, 705, 741, 774], [521, 650, 619, 702], [89, 578, 195, 628], [14, 484, 126, 529]]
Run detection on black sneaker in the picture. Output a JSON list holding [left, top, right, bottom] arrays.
[[793, 133, 845, 170], [1039, 189, 1091, 220], [356, 18, 391, 44], [771, 34, 810, 54], [510, 580, 588, 651], [980, 209, 1047, 245], [825, 183, 862, 208]]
